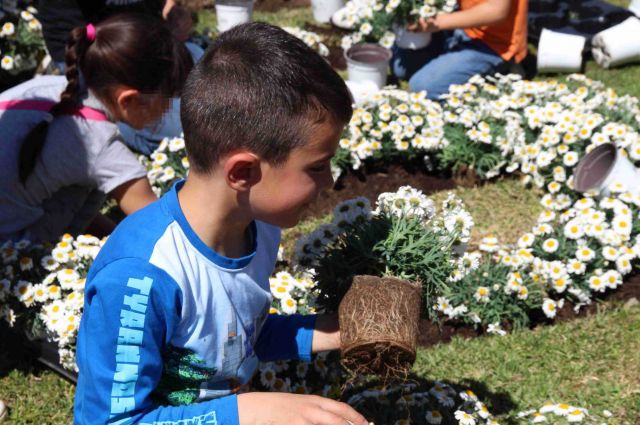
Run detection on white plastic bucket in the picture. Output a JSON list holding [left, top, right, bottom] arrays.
[[573, 143, 640, 197], [537, 28, 586, 73], [216, 1, 253, 33], [344, 43, 392, 89], [311, 0, 344, 23], [393, 25, 432, 50], [591, 17, 640, 69]]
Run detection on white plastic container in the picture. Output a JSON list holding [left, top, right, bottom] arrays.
[[311, 0, 344, 23], [216, 1, 253, 33], [573, 143, 640, 197], [591, 17, 640, 69], [344, 43, 392, 89], [393, 25, 432, 50], [536, 28, 586, 73]]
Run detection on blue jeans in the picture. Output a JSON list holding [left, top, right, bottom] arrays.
[[392, 29, 506, 99]]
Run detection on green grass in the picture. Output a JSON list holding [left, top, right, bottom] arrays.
[[414, 304, 640, 423], [196, 7, 315, 34], [428, 179, 543, 247]]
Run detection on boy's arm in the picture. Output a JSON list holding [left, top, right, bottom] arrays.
[[74, 258, 240, 425], [253, 314, 341, 362], [409, 0, 512, 32], [311, 314, 341, 352]]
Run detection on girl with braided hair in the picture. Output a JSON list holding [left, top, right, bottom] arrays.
[[0, 13, 193, 242]]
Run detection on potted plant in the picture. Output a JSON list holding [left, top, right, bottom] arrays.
[[339, 0, 457, 51], [293, 187, 473, 377], [0, 7, 46, 91]]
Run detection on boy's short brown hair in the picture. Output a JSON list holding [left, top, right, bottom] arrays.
[[180, 22, 353, 174]]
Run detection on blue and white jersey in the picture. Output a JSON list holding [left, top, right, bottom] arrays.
[[74, 181, 317, 425]]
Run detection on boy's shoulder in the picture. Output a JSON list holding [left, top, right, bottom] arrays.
[[92, 197, 173, 271]]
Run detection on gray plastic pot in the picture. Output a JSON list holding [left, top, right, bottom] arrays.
[[573, 143, 640, 197], [344, 43, 392, 89]]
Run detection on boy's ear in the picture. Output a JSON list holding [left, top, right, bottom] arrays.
[[223, 152, 261, 191]]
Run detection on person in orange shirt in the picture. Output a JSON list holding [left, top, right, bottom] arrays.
[[392, 0, 527, 99]]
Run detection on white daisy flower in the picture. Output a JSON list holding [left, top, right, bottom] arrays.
[[259, 366, 276, 387], [1, 22, 15, 36], [531, 412, 547, 423], [575, 246, 595, 262], [551, 276, 570, 293], [603, 269, 622, 289], [542, 238, 559, 253], [616, 255, 632, 274], [542, 298, 561, 318], [553, 403, 572, 415], [518, 233, 535, 248], [563, 220, 584, 239], [473, 286, 490, 303], [588, 275, 606, 292], [19, 256, 33, 271], [602, 246, 619, 261], [280, 297, 297, 315], [567, 408, 586, 422], [487, 322, 507, 336], [20, 10, 34, 21], [14, 280, 34, 303], [454, 410, 476, 425], [271, 285, 291, 300], [425, 410, 442, 424], [32, 284, 48, 302], [168, 137, 186, 152], [568, 259, 586, 275]]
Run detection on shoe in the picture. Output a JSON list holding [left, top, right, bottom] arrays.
[[0, 399, 7, 422]]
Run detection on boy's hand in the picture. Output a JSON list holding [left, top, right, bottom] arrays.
[[237, 393, 368, 425]]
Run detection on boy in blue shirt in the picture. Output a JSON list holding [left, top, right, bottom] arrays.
[[73, 22, 368, 425]]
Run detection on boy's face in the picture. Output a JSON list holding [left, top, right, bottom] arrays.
[[250, 118, 344, 228]]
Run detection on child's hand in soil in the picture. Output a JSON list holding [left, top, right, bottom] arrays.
[[237, 392, 368, 425]]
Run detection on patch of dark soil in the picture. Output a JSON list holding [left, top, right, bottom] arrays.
[[300, 163, 457, 221], [326, 45, 347, 70], [418, 319, 481, 348], [254, 0, 309, 12]]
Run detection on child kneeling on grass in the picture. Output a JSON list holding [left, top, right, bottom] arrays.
[[0, 14, 192, 242], [74, 22, 368, 425]]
